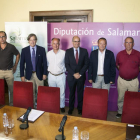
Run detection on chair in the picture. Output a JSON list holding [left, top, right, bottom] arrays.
[[37, 86, 60, 114], [82, 87, 108, 120], [13, 81, 33, 109], [0, 79, 5, 105], [121, 91, 140, 125]]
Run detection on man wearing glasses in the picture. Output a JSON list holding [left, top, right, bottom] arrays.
[[65, 36, 89, 115], [116, 37, 140, 118], [0, 31, 20, 106]]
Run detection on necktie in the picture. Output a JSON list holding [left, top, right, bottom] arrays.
[[32, 48, 36, 71], [76, 50, 78, 64]]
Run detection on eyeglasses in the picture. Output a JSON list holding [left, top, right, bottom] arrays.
[[125, 42, 133, 44], [73, 41, 80, 43], [0, 36, 6, 38], [29, 39, 37, 41]]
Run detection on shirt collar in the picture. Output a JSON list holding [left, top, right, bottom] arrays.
[[73, 47, 80, 51], [124, 49, 134, 55], [30, 45, 37, 50], [98, 49, 106, 54], [0, 42, 7, 50], [52, 49, 60, 54]]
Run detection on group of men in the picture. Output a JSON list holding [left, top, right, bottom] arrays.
[[0, 30, 140, 117]]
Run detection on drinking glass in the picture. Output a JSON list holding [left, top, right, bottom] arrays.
[[81, 131, 89, 140], [8, 118, 14, 129]]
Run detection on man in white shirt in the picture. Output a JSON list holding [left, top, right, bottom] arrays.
[[47, 38, 66, 113], [88, 37, 116, 92]]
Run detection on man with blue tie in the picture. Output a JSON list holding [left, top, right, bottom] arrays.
[[20, 34, 47, 108], [65, 36, 89, 115]]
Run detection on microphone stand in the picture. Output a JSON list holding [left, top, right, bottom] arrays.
[[62, 127, 65, 140], [55, 127, 66, 140], [55, 115, 67, 140], [20, 115, 29, 129]]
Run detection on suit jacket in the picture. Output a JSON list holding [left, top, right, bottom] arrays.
[[65, 47, 89, 81], [88, 49, 116, 84], [20, 45, 47, 80]]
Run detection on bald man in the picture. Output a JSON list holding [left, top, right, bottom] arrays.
[[65, 36, 89, 115], [47, 38, 66, 113], [116, 37, 140, 118]]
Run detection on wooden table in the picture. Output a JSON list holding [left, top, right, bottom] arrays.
[[0, 105, 126, 140]]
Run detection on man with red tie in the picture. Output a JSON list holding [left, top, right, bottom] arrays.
[[65, 36, 89, 115]]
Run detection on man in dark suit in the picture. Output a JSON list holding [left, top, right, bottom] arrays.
[[65, 36, 89, 115], [88, 37, 116, 92], [20, 33, 47, 108]]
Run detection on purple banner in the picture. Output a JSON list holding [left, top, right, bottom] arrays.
[[47, 22, 140, 111]]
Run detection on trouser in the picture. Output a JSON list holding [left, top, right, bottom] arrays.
[[92, 76, 110, 93], [68, 79, 85, 111], [48, 73, 66, 108], [0, 70, 14, 105], [117, 76, 139, 114], [26, 72, 43, 108]]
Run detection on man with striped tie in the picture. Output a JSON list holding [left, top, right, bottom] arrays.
[[20, 33, 47, 108]]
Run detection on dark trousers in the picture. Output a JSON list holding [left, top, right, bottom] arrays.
[[68, 79, 85, 111]]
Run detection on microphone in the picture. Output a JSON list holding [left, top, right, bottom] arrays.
[[22, 107, 32, 122], [58, 115, 67, 132]]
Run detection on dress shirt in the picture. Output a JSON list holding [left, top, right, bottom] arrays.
[[97, 49, 106, 75], [30, 45, 37, 58], [47, 49, 66, 74], [73, 47, 80, 58]]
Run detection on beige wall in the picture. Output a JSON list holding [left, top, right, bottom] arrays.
[[0, 0, 140, 31]]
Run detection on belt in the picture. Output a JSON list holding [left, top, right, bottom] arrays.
[[49, 72, 63, 76], [98, 74, 104, 76], [120, 76, 137, 81], [32, 71, 36, 73], [0, 68, 12, 71]]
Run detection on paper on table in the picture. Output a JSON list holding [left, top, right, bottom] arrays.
[[20, 109, 45, 122], [128, 124, 134, 127]]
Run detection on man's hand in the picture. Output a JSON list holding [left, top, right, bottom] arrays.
[[73, 73, 81, 79], [116, 65, 119, 70], [110, 81, 113, 84], [88, 80, 93, 83], [21, 77, 25, 82], [43, 75, 47, 80], [13, 53, 20, 73], [13, 65, 17, 73]]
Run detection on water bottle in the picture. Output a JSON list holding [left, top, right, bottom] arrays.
[[72, 126, 79, 140], [135, 135, 140, 140], [3, 113, 8, 127]]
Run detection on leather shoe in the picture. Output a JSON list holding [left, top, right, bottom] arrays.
[[78, 110, 82, 115], [61, 108, 65, 113], [68, 109, 73, 115], [116, 113, 122, 118]]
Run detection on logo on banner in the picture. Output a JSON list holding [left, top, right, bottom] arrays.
[[92, 40, 98, 51], [9, 27, 27, 43]]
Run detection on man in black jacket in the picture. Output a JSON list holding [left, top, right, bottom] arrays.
[[65, 36, 89, 115], [88, 37, 116, 93]]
